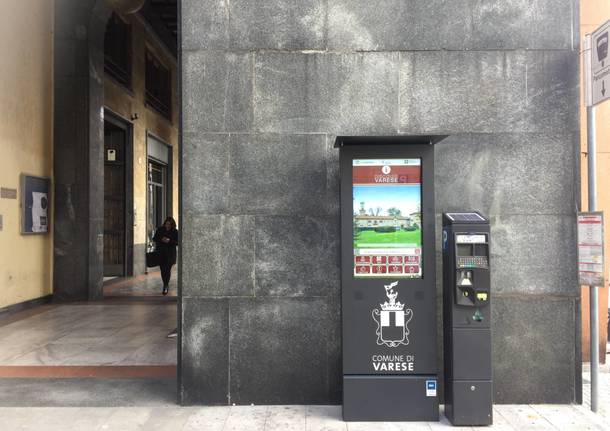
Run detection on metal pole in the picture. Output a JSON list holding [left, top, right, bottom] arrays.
[[584, 33, 599, 413], [588, 105, 599, 413]]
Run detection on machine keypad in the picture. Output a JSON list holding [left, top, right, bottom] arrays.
[[457, 256, 488, 268]]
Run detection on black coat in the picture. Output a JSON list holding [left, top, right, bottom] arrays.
[[153, 226, 179, 266]]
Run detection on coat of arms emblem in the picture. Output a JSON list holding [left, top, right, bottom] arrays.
[[372, 281, 413, 347]]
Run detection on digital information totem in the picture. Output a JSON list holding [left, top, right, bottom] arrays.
[[442, 212, 492, 426], [337, 137, 440, 422]]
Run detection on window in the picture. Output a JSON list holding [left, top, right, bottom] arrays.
[[145, 51, 172, 120], [104, 13, 132, 88]]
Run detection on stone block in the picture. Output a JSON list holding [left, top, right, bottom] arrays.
[[228, 134, 332, 216], [183, 51, 253, 133], [435, 133, 577, 216], [229, 0, 326, 50], [228, 298, 335, 404], [181, 0, 229, 50], [182, 215, 255, 297], [492, 297, 576, 403], [325, 135, 340, 217], [399, 51, 578, 134], [182, 133, 230, 215], [328, 0, 573, 50], [180, 298, 229, 405], [471, 0, 573, 50], [254, 52, 399, 134], [489, 215, 577, 296], [254, 216, 340, 297], [521, 51, 579, 133], [328, 0, 473, 51]]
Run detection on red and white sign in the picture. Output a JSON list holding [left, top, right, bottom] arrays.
[[352, 161, 421, 186], [578, 212, 605, 286]]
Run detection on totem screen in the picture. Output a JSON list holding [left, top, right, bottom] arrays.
[[352, 159, 422, 278]]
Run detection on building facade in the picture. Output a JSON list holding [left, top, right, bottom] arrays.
[[52, 0, 178, 300], [0, 0, 585, 408], [0, 0, 178, 309], [180, 1, 581, 404], [103, 10, 179, 276]]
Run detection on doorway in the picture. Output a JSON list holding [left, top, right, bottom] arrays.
[[147, 133, 172, 254], [103, 112, 133, 277]]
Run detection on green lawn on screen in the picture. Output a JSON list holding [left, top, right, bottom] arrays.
[[354, 229, 422, 248]]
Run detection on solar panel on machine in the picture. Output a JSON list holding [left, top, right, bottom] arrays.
[[445, 213, 486, 222]]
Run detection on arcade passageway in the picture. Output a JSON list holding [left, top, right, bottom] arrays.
[[0, 296, 176, 372]]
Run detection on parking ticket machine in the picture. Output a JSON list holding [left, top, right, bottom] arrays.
[[338, 137, 442, 422], [442, 212, 492, 426]]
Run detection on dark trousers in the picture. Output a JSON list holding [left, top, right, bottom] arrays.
[[160, 263, 173, 286]]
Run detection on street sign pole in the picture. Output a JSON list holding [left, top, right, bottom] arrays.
[[584, 33, 599, 413]]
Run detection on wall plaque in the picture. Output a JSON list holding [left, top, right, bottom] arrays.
[[1, 187, 17, 199]]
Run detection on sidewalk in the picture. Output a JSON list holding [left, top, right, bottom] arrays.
[[582, 341, 610, 419], [0, 354, 607, 430], [103, 271, 178, 297], [0, 404, 607, 430]]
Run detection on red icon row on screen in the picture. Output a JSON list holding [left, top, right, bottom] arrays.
[[355, 255, 420, 264], [355, 265, 420, 274]]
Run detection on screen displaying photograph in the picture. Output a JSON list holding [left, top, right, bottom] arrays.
[[352, 159, 422, 278]]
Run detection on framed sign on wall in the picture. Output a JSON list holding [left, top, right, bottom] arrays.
[[21, 174, 51, 235]]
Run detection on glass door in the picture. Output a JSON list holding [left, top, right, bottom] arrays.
[[147, 159, 166, 252]]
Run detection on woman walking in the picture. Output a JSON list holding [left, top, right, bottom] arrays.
[[153, 216, 179, 295]]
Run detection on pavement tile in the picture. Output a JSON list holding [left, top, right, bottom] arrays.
[[305, 405, 347, 431], [182, 406, 230, 431], [224, 405, 269, 431]]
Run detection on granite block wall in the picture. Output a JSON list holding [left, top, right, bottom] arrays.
[[180, 0, 580, 404]]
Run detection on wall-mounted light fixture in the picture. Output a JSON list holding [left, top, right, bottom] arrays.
[[131, 113, 139, 121]]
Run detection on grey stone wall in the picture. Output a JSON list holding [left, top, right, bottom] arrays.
[[54, 0, 110, 300], [180, 0, 580, 404]]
